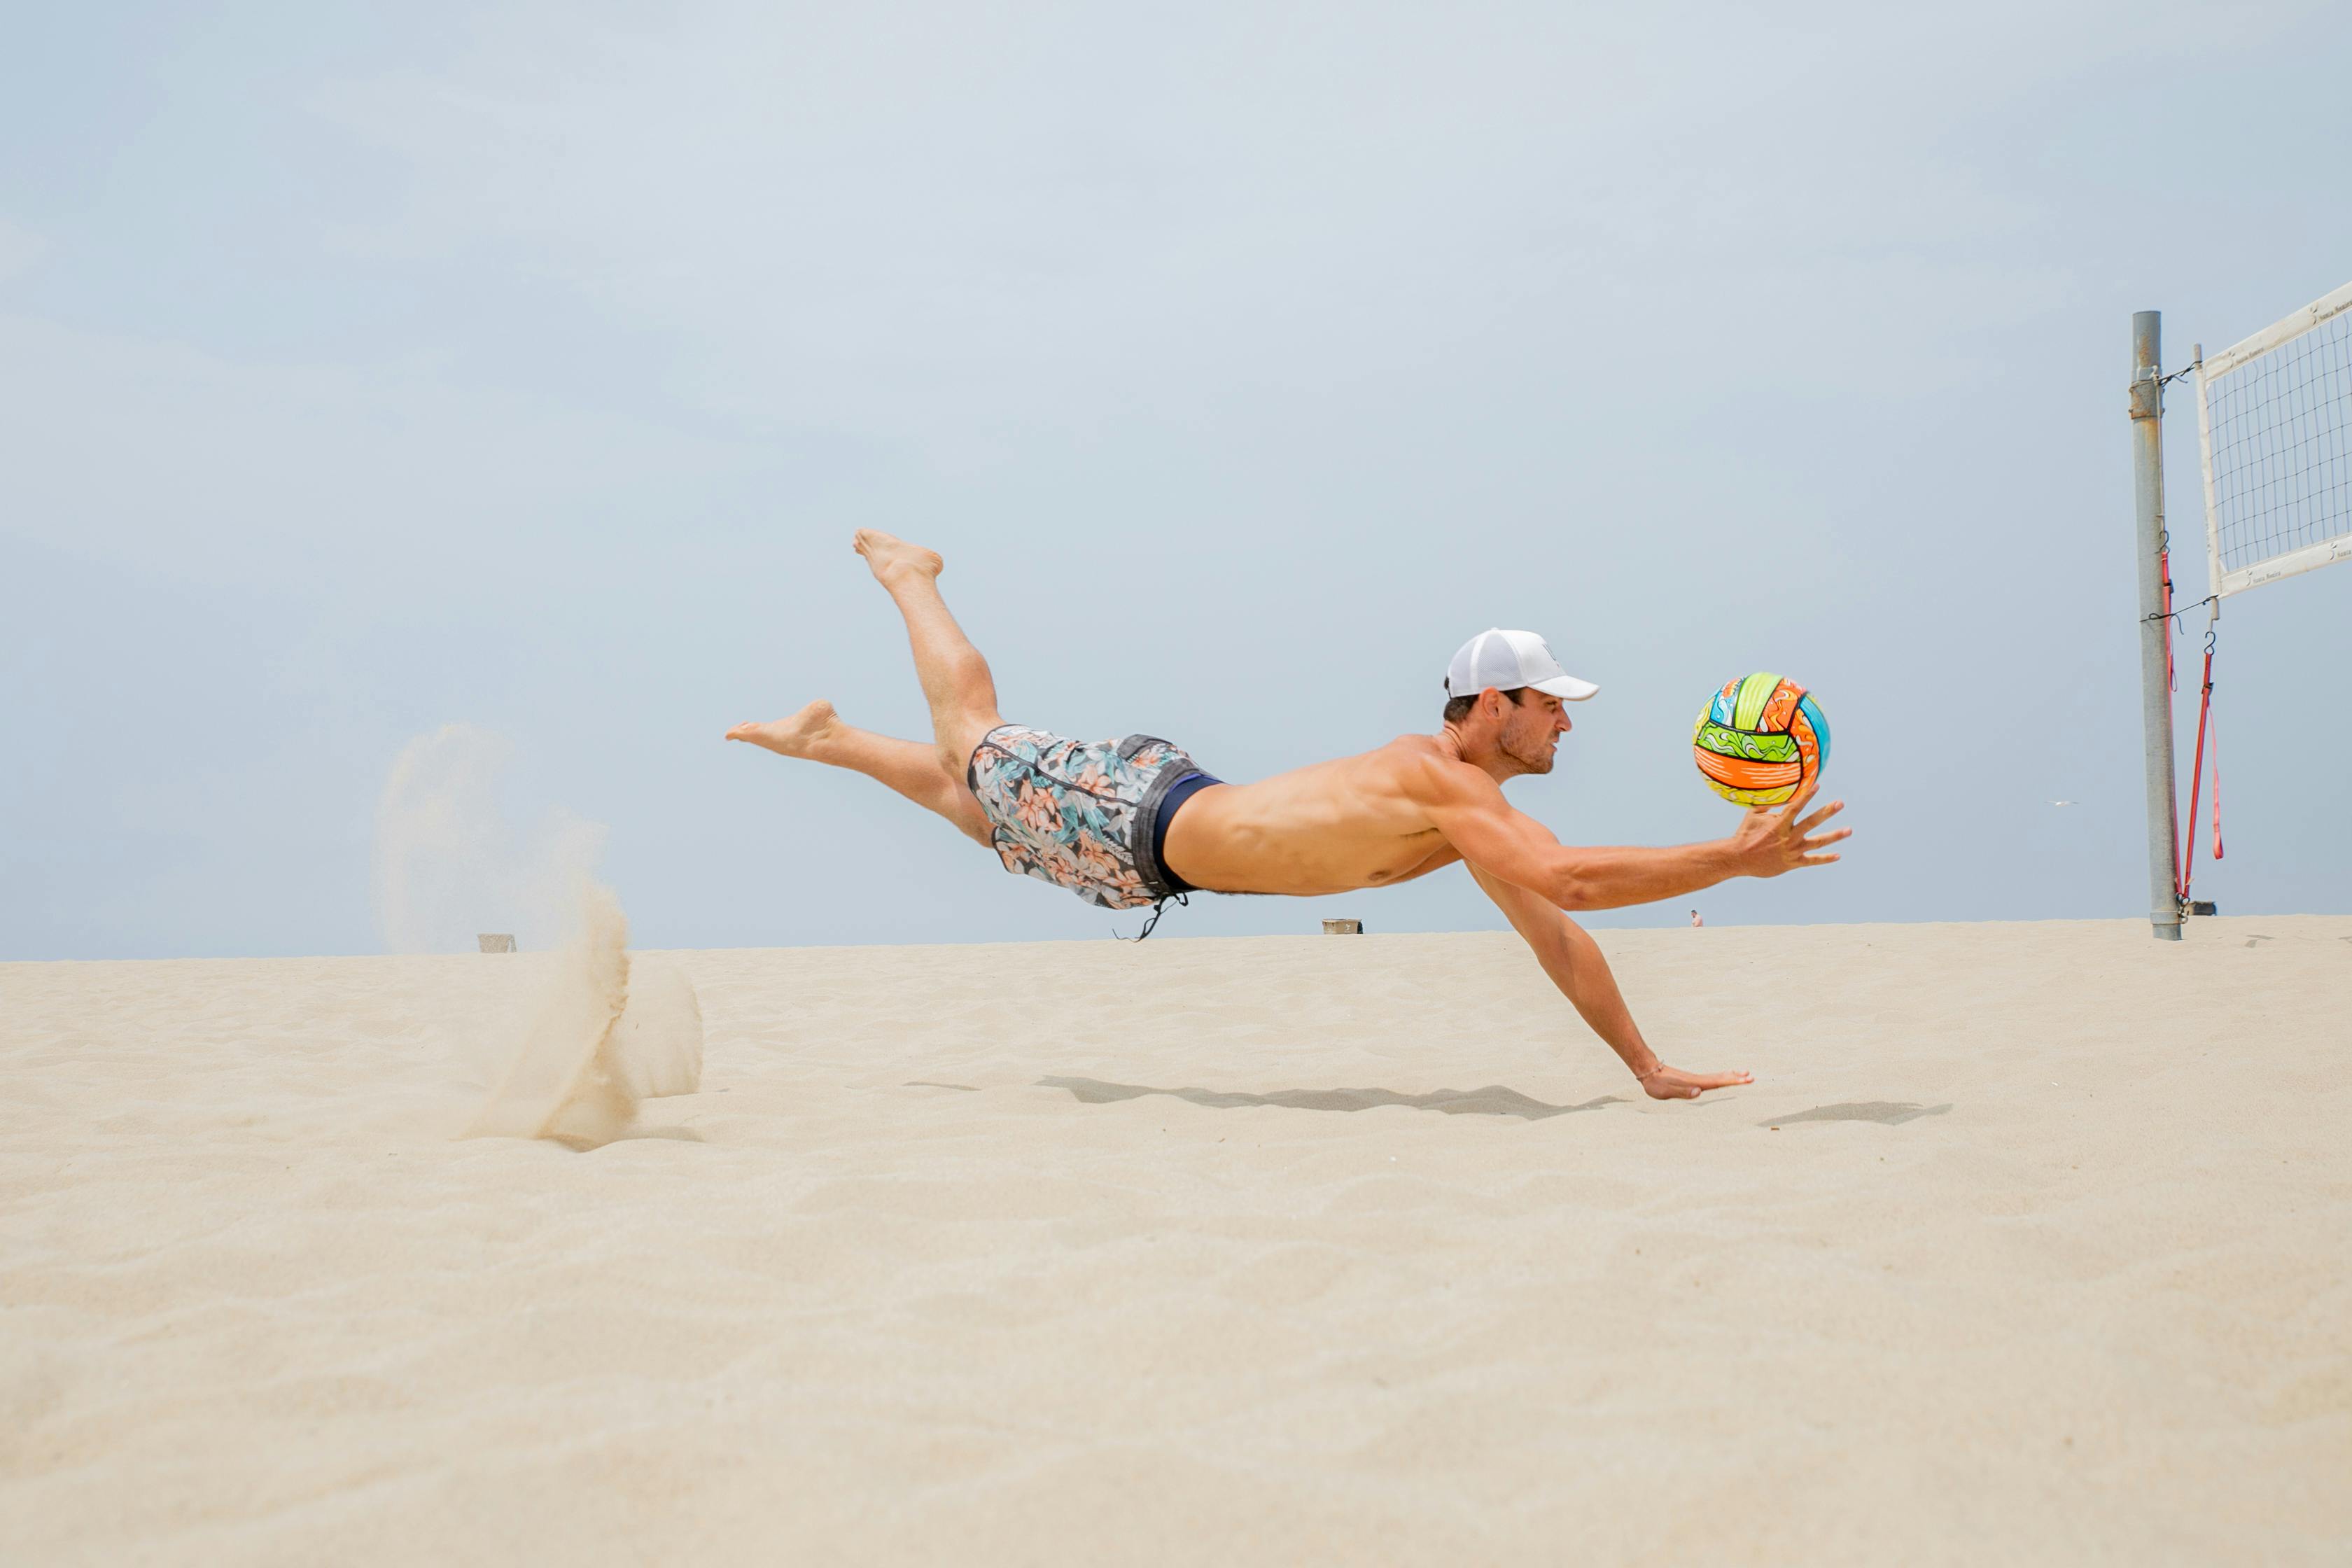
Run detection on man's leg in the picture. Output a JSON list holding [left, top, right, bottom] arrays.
[[727, 701, 991, 845], [850, 530, 1007, 776]]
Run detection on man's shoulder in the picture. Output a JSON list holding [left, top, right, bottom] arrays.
[[1352, 734, 1497, 802]]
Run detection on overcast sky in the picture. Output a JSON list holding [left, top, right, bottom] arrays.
[[4, 0, 2347, 959]]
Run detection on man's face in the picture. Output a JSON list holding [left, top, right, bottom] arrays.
[[1497, 688, 1571, 774]]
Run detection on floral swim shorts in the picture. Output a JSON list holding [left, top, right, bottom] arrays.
[[965, 726, 1210, 911]]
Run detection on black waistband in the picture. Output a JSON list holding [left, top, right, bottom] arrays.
[[1149, 771, 1220, 896]]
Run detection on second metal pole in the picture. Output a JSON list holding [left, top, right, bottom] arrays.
[[2130, 310, 2183, 940]]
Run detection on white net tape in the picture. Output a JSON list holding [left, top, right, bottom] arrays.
[[2197, 281, 2352, 597]]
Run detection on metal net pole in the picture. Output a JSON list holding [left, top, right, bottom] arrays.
[[2129, 310, 2183, 939]]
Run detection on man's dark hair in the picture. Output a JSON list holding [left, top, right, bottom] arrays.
[[1442, 685, 1529, 724]]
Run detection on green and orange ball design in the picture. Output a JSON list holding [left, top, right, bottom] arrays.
[[1693, 672, 1831, 807]]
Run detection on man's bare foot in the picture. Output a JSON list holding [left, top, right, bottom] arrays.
[[726, 700, 841, 758], [853, 528, 944, 586]]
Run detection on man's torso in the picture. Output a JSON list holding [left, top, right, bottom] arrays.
[[1161, 736, 1469, 896]]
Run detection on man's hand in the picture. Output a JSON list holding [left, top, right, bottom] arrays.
[[1728, 781, 1849, 878], [1637, 1063, 1754, 1101]]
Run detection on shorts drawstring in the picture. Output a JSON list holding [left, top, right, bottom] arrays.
[[1116, 892, 1187, 942]]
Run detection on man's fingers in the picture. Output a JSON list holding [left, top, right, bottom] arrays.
[[1795, 798, 1846, 833], [1656, 1068, 1754, 1098], [1773, 779, 1822, 824], [1799, 852, 1841, 867], [1800, 827, 1854, 850]]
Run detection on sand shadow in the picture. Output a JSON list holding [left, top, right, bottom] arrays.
[[1040, 1075, 1620, 1121], [558, 1124, 708, 1151], [1761, 1101, 1952, 1128]]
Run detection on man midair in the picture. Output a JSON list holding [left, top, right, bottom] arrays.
[[729, 532, 1849, 1100]]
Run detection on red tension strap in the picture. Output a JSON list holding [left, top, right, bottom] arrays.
[[2178, 646, 2216, 901], [2208, 707, 2225, 866]]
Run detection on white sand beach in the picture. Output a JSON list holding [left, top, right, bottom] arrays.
[[4, 917, 2347, 1564]]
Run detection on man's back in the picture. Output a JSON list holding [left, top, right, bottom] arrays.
[[1161, 736, 1468, 896]]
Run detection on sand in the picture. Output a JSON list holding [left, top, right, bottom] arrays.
[[4, 917, 2347, 1564]]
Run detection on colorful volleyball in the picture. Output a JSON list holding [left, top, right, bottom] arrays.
[[1692, 673, 1831, 807]]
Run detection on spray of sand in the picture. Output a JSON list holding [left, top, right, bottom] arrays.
[[372, 725, 701, 1149], [372, 723, 603, 955]]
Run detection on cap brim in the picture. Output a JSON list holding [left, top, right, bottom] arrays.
[[1528, 673, 1600, 701]]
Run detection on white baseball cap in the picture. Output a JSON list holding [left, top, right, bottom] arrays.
[[1445, 628, 1600, 702]]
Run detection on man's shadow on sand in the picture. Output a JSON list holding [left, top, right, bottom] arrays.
[[1039, 1076, 1621, 1121], [1763, 1101, 1952, 1126], [1040, 1078, 1956, 1128]]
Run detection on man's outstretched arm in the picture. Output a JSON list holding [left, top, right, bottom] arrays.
[[1468, 864, 1751, 1100], [1427, 768, 1850, 912]]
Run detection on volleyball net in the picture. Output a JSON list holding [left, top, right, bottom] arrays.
[[2195, 279, 2352, 598]]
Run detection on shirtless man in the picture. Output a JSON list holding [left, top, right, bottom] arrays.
[[728, 531, 1851, 1101]]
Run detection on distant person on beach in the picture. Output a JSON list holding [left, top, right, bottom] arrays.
[[729, 532, 1849, 1100], [1690, 910, 1704, 927]]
